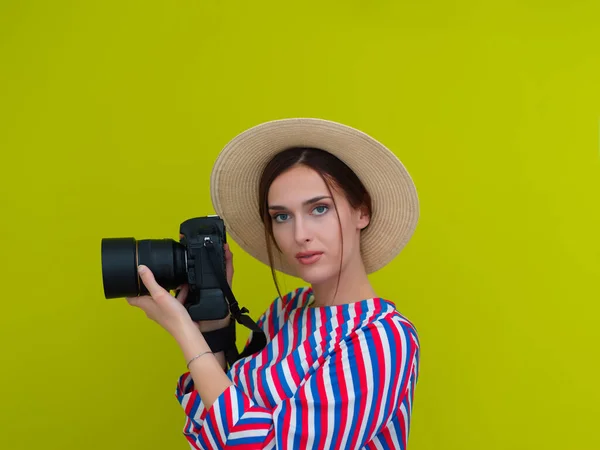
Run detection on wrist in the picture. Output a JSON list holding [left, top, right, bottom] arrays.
[[175, 322, 210, 360]]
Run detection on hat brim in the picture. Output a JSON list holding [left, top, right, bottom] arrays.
[[210, 118, 419, 276]]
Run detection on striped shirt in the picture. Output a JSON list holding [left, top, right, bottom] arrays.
[[175, 286, 420, 449]]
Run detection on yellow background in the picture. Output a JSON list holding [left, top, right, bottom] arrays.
[[1, 1, 599, 449]]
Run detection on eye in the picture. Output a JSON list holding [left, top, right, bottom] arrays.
[[313, 205, 329, 215], [272, 213, 289, 223]]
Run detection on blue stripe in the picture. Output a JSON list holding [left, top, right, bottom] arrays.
[[187, 394, 202, 428], [395, 320, 413, 393], [343, 319, 363, 447], [360, 324, 378, 443], [378, 320, 398, 427], [229, 435, 269, 446], [237, 415, 273, 426], [274, 325, 294, 398]]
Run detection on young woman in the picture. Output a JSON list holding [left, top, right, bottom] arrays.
[[127, 118, 421, 449]]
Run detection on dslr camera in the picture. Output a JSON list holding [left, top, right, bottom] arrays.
[[101, 215, 230, 322]]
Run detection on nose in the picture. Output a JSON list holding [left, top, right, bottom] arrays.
[[294, 216, 313, 245]]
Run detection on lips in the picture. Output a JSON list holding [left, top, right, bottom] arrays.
[[296, 251, 323, 258], [296, 251, 324, 265]]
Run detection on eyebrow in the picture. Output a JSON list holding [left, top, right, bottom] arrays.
[[268, 195, 331, 210]]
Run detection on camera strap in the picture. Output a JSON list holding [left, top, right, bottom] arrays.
[[204, 238, 267, 367]]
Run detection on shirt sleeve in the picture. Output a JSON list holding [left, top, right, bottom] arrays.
[[174, 316, 419, 449]]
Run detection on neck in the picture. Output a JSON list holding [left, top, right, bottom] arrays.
[[310, 256, 377, 307]]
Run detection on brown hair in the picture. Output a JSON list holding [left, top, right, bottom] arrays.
[[258, 147, 372, 304]]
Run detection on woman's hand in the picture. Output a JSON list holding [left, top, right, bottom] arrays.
[[126, 265, 196, 340]]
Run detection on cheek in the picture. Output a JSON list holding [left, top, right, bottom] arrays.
[[321, 214, 351, 251], [339, 217, 359, 253], [272, 226, 290, 252]]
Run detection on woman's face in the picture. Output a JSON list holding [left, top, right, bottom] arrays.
[[267, 164, 370, 285]]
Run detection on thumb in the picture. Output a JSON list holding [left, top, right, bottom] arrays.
[[137, 265, 167, 298]]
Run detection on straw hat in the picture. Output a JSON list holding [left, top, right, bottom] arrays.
[[209, 118, 419, 276]]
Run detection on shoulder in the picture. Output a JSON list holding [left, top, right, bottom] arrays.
[[344, 299, 420, 361], [384, 306, 420, 350]]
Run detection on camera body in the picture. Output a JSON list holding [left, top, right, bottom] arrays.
[[101, 215, 230, 322], [179, 215, 229, 321]]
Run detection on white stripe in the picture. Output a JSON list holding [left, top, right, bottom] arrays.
[[399, 402, 409, 443], [203, 414, 221, 449], [275, 292, 287, 332], [387, 416, 401, 447], [230, 387, 240, 426], [279, 322, 297, 395], [304, 358, 316, 449], [299, 297, 308, 343], [316, 306, 341, 448], [252, 351, 271, 408], [396, 320, 409, 398], [235, 359, 250, 402], [210, 400, 227, 446], [337, 338, 355, 449], [242, 410, 272, 420], [263, 365, 283, 405], [372, 322, 392, 432], [406, 368, 414, 415], [372, 435, 386, 450], [264, 291, 284, 338], [324, 305, 341, 354], [289, 401, 298, 448], [186, 394, 206, 425], [263, 436, 276, 450], [296, 307, 311, 379], [265, 319, 284, 405], [321, 356, 335, 447], [229, 428, 271, 439]]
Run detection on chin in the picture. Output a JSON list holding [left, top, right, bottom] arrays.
[[295, 265, 336, 285]]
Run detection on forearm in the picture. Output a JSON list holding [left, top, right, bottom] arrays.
[[175, 323, 233, 409], [197, 316, 231, 372], [212, 351, 226, 370]]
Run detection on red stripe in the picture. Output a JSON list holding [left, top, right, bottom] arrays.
[[395, 322, 417, 406], [331, 334, 349, 449], [398, 410, 407, 449], [230, 421, 272, 433], [347, 306, 369, 447], [280, 398, 292, 445], [380, 424, 397, 449], [310, 308, 329, 448], [270, 327, 287, 400], [363, 323, 386, 440], [183, 417, 202, 449], [297, 384, 310, 449], [304, 306, 314, 364], [383, 320, 405, 425], [184, 390, 198, 417], [314, 356, 329, 448]]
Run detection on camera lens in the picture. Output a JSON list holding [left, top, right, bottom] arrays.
[[101, 238, 187, 298]]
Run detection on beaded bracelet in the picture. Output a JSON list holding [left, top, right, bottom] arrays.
[[186, 350, 213, 369]]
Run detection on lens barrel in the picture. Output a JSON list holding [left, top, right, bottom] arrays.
[[101, 237, 187, 298]]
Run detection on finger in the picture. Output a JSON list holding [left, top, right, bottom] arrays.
[[224, 243, 233, 260], [175, 284, 189, 304], [126, 296, 152, 309], [137, 265, 169, 299]]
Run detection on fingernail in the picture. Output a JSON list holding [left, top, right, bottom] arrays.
[[138, 265, 147, 274]]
